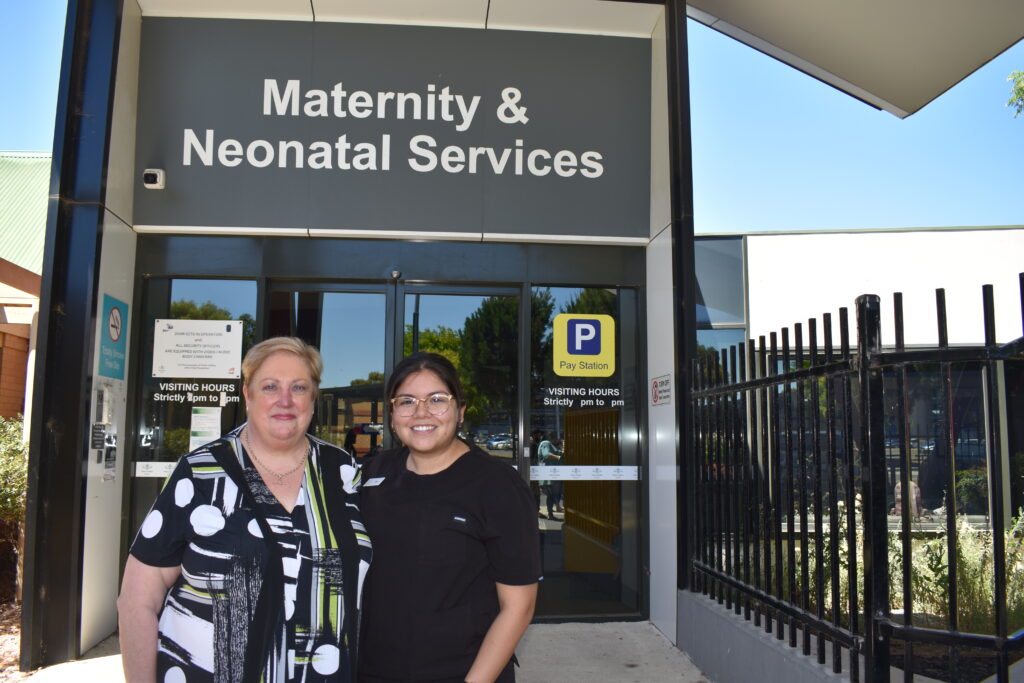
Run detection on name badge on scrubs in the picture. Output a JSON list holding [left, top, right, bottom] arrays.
[[363, 476, 385, 487]]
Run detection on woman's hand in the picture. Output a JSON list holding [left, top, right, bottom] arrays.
[[117, 555, 181, 682], [464, 582, 538, 683]]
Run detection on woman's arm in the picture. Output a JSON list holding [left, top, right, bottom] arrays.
[[464, 582, 538, 683], [117, 555, 181, 683]]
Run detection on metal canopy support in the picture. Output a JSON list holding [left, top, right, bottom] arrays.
[[664, 0, 698, 590], [20, 0, 124, 669]]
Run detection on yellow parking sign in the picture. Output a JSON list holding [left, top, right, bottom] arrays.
[[553, 314, 615, 377]]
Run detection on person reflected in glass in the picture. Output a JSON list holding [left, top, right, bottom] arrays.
[[118, 337, 372, 682], [359, 352, 540, 683], [538, 433, 564, 519]]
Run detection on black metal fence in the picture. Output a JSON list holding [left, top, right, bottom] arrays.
[[689, 275, 1024, 682]]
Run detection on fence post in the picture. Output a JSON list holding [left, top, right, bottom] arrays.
[[856, 294, 890, 682]]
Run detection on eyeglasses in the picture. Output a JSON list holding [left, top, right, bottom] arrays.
[[390, 392, 455, 417]]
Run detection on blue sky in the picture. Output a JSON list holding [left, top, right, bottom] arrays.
[[1, 2, 1022, 233]]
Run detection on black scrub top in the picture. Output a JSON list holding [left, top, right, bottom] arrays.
[[358, 445, 541, 682]]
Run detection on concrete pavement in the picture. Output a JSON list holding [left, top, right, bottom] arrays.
[[27, 621, 709, 682]]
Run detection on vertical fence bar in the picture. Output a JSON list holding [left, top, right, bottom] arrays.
[[795, 324, 812, 655], [936, 288, 961, 679], [733, 345, 742, 615], [701, 357, 712, 595], [708, 352, 719, 601], [729, 344, 742, 616], [856, 294, 890, 683], [809, 319, 826, 664], [701, 353, 713, 599], [982, 285, 1009, 681], [748, 340, 763, 628], [824, 314, 844, 675], [782, 328, 798, 648], [771, 332, 786, 640], [692, 358, 704, 594], [893, 293, 914, 683], [759, 337, 776, 634], [719, 348, 730, 607], [840, 307, 860, 683], [692, 358, 703, 594], [734, 343, 751, 620]]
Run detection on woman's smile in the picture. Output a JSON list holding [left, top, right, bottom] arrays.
[[391, 369, 467, 467]]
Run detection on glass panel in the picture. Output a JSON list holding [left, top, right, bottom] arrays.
[[697, 328, 746, 360], [131, 278, 257, 540], [404, 293, 519, 460], [529, 286, 641, 617], [316, 293, 387, 454], [266, 290, 388, 454], [695, 237, 744, 326]]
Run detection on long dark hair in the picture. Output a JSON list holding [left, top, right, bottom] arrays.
[[386, 352, 465, 407]]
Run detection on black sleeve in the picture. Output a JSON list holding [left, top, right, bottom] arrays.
[[129, 456, 198, 568], [481, 464, 542, 586]]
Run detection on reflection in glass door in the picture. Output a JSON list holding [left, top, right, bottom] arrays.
[[402, 289, 519, 462], [268, 289, 388, 455]]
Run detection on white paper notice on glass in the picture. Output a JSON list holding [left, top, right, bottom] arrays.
[[189, 406, 222, 452], [152, 319, 242, 378]]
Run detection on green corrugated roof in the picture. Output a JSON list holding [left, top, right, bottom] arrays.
[[0, 152, 50, 275]]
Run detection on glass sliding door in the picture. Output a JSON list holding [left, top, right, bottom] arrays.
[[529, 286, 642, 618], [401, 288, 520, 461], [129, 274, 643, 621]]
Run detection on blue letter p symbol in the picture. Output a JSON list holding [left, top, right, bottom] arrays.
[[568, 319, 600, 355]]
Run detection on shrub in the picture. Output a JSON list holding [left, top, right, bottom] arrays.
[[0, 415, 27, 527], [955, 467, 989, 515]]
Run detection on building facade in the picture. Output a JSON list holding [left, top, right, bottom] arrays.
[[22, 0, 1024, 678]]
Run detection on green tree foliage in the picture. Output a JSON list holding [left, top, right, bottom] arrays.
[[403, 324, 462, 370], [0, 415, 28, 525], [350, 371, 385, 386], [561, 288, 616, 317], [459, 291, 554, 429], [1009, 71, 1024, 117], [170, 299, 256, 350], [459, 297, 518, 428]]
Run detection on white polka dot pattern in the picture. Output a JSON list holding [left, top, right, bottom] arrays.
[[189, 504, 225, 537], [311, 644, 340, 675], [140, 510, 163, 538], [174, 478, 194, 507], [340, 464, 358, 494]]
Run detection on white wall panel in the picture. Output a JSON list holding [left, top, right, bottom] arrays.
[[79, 0, 142, 654], [80, 210, 138, 654], [747, 229, 1024, 347], [646, 226, 678, 643]]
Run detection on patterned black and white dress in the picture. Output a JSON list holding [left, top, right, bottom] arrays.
[[130, 425, 372, 683]]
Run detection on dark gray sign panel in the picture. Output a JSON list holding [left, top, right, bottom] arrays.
[[134, 19, 651, 238]]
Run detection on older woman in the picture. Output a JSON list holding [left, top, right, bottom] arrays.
[[118, 337, 372, 682], [359, 352, 540, 683]]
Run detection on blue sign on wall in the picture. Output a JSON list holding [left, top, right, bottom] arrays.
[[99, 294, 128, 380]]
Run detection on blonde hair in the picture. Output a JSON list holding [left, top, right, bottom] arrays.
[[242, 337, 323, 395]]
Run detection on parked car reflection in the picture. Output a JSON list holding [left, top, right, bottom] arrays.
[[485, 434, 513, 450]]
